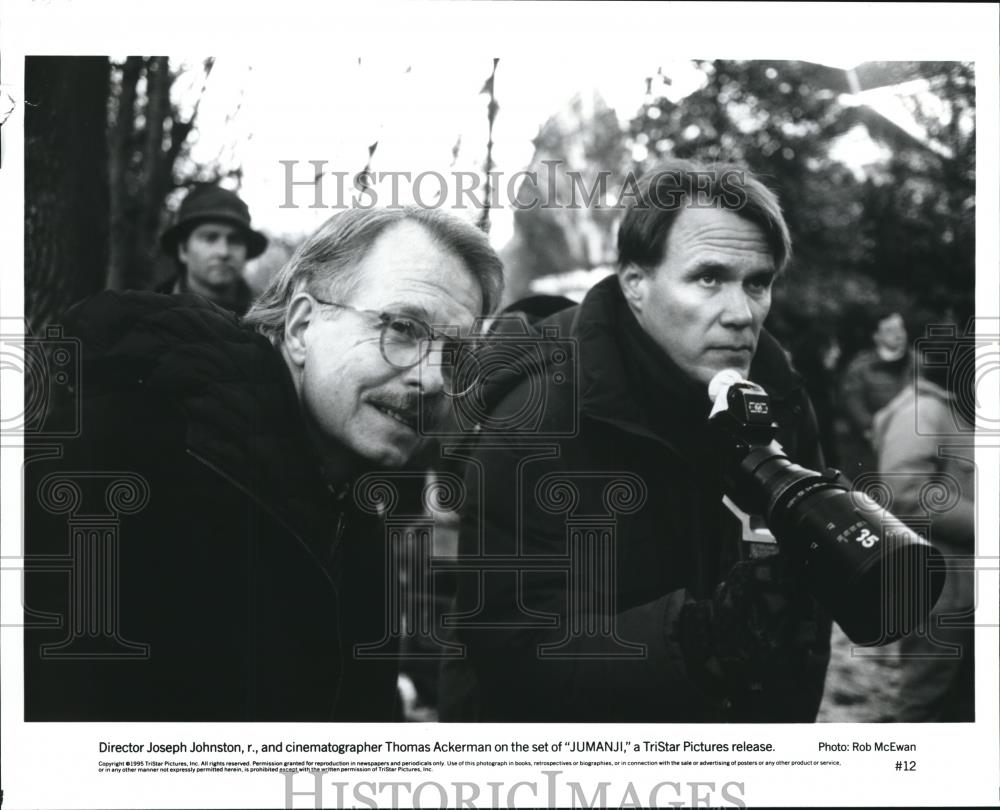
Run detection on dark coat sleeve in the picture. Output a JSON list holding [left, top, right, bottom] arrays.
[[447, 365, 734, 723], [450, 371, 831, 723], [451, 434, 727, 722], [23, 292, 347, 721]]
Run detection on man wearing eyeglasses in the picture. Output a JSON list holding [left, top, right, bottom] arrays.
[[23, 206, 503, 721]]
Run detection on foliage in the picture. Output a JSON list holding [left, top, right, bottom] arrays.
[[501, 94, 631, 302], [108, 57, 241, 292], [25, 56, 242, 328], [855, 64, 975, 319], [625, 60, 976, 352]]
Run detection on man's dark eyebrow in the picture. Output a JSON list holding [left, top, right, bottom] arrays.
[[684, 261, 730, 277], [685, 262, 776, 278], [380, 303, 433, 321]]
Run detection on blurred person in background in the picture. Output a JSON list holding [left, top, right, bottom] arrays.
[[157, 183, 269, 315], [871, 328, 975, 722], [839, 309, 914, 479]]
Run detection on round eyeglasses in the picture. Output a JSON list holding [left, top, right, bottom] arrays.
[[311, 296, 482, 396]]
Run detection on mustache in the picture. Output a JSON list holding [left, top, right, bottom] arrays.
[[368, 391, 445, 430]]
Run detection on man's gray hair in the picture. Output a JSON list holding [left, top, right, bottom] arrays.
[[244, 206, 505, 343], [617, 158, 793, 273]]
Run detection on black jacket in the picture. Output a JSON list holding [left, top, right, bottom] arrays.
[[154, 273, 255, 317], [24, 291, 396, 721], [446, 276, 831, 722]]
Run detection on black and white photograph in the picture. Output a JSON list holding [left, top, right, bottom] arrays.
[[1, 2, 998, 808]]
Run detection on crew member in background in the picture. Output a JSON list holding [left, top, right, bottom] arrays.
[[872, 329, 975, 722], [157, 183, 268, 315], [840, 309, 913, 479]]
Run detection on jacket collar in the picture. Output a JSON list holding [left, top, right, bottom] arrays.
[[565, 275, 805, 448], [169, 273, 255, 316]]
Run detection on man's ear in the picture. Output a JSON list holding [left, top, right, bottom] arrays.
[[177, 239, 188, 266], [617, 263, 648, 314], [283, 293, 316, 367]]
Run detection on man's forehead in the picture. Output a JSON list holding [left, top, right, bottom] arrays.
[[346, 221, 482, 324], [664, 207, 774, 268]]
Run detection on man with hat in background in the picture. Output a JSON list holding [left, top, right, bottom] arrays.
[[158, 183, 268, 315]]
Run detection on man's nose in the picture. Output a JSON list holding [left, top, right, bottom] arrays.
[[215, 238, 234, 257], [719, 285, 754, 328], [403, 341, 447, 394]]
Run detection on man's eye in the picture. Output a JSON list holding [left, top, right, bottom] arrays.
[[747, 275, 774, 293], [384, 317, 422, 341], [697, 273, 719, 286]]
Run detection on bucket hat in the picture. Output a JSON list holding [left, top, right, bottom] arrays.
[[160, 184, 268, 259]]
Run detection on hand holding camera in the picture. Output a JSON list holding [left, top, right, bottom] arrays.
[[679, 555, 819, 694]]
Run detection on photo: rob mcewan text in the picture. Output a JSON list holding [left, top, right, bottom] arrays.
[[1, 2, 998, 809]]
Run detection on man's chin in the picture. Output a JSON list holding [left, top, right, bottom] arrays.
[[695, 361, 751, 388], [206, 272, 238, 287], [357, 436, 422, 470]]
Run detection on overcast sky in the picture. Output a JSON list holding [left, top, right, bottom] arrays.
[[177, 56, 902, 252]]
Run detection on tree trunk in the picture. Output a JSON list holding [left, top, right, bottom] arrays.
[[107, 57, 142, 292], [25, 56, 110, 331]]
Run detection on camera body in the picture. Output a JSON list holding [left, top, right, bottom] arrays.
[[708, 371, 944, 646], [914, 319, 998, 435], [2, 324, 82, 444], [421, 317, 578, 438]]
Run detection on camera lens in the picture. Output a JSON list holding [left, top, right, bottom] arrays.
[[711, 372, 946, 645], [735, 451, 944, 644]]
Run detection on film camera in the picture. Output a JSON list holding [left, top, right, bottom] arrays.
[[707, 370, 944, 645]]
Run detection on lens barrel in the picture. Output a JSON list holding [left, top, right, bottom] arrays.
[[734, 448, 945, 645]]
